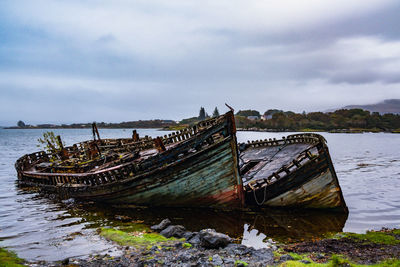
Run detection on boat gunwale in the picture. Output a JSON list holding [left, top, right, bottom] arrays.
[[16, 113, 233, 177]]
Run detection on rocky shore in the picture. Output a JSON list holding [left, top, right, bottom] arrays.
[[5, 220, 400, 267]]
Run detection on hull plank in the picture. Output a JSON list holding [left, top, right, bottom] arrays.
[[265, 169, 342, 208], [100, 138, 243, 208]]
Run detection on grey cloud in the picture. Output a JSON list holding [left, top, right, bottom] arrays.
[[1, 1, 400, 125]]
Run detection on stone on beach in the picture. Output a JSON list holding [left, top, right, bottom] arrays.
[[150, 218, 171, 231], [199, 228, 232, 248], [160, 225, 186, 238]]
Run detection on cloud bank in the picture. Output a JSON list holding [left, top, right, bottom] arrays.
[[1, 0, 400, 125]]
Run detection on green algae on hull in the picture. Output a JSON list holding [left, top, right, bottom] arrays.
[[0, 248, 24, 267]]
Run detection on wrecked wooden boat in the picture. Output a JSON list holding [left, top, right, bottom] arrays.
[[15, 111, 245, 209], [15, 112, 347, 211], [240, 133, 347, 211]]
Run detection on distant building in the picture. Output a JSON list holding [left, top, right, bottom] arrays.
[[247, 116, 260, 120], [261, 115, 272, 120]]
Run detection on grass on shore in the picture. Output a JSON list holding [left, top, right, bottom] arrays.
[[342, 229, 400, 245], [276, 252, 400, 267], [278, 229, 400, 266], [280, 257, 400, 267], [0, 248, 24, 267]]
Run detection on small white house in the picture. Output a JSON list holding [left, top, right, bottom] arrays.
[[261, 115, 272, 120], [247, 116, 260, 120]]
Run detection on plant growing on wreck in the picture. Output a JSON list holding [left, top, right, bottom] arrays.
[[37, 131, 65, 155]]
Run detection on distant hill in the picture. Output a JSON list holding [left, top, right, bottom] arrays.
[[341, 99, 400, 114]]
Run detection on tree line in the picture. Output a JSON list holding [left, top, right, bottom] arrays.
[[234, 109, 400, 131]]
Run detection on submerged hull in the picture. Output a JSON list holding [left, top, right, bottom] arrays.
[[242, 134, 347, 211]]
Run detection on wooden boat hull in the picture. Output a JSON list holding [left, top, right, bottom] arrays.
[[16, 112, 245, 209], [16, 112, 347, 211], [242, 134, 347, 211], [74, 137, 243, 208]]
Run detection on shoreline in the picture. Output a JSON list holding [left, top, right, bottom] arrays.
[[3, 221, 400, 267], [2, 127, 399, 133]]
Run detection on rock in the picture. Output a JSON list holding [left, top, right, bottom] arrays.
[[280, 254, 294, 261], [251, 248, 274, 264], [61, 258, 69, 265], [183, 231, 195, 240], [196, 257, 210, 266], [316, 253, 325, 259], [160, 225, 186, 238], [114, 215, 132, 222], [225, 243, 254, 256], [62, 198, 74, 205], [151, 218, 172, 231], [188, 233, 201, 246], [300, 260, 311, 264], [199, 229, 232, 249], [211, 254, 223, 266], [178, 251, 194, 262], [175, 242, 183, 248], [224, 257, 235, 265]]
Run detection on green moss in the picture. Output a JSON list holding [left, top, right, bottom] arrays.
[[278, 254, 400, 267], [344, 230, 400, 245], [182, 243, 192, 249], [234, 260, 249, 266], [99, 228, 176, 248], [391, 229, 400, 235], [119, 223, 149, 233], [372, 259, 400, 267], [288, 252, 305, 261], [0, 248, 25, 267], [280, 261, 323, 267]]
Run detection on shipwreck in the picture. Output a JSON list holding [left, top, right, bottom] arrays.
[[15, 111, 347, 211]]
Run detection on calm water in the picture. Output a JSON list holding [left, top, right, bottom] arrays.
[[0, 129, 399, 261]]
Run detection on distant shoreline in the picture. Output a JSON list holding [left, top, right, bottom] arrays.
[[3, 127, 399, 133], [237, 128, 400, 133]]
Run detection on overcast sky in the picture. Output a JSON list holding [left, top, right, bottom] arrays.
[[1, 0, 400, 125]]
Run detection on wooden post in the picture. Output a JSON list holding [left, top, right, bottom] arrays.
[[132, 130, 139, 141], [154, 137, 166, 152]]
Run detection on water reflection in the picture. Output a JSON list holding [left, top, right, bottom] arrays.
[[76, 202, 348, 243], [242, 224, 269, 249], [1, 128, 398, 261]]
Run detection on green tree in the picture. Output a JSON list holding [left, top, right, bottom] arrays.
[[236, 110, 260, 117], [198, 107, 206, 120], [264, 109, 283, 116], [17, 120, 26, 128], [212, 107, 220, 117]]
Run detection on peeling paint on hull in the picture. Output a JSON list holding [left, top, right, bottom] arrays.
[[264, 169, 342, 208], [100, 138, 243, 208], [243, 134, 347, 211]]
